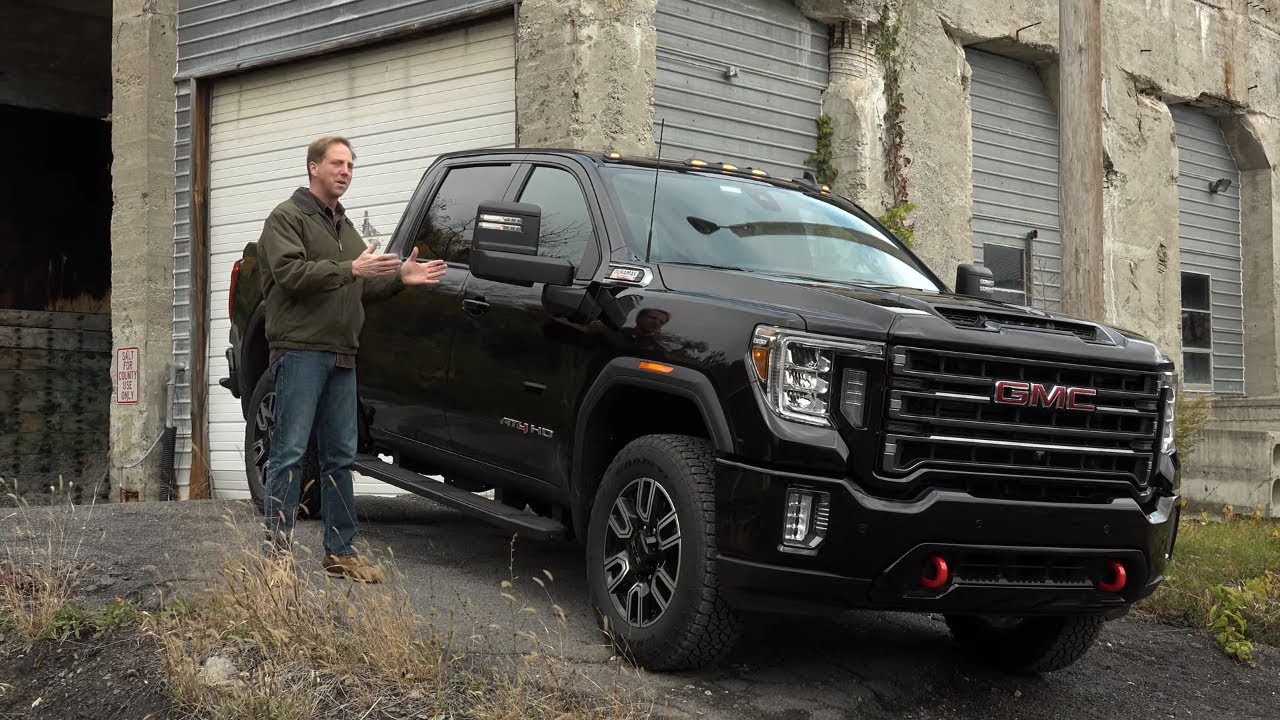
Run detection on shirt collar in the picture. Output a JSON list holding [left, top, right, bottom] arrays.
[[290, 186, 345, 218]]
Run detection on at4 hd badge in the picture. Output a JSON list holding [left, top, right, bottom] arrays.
[[501, 417, 554, 439]]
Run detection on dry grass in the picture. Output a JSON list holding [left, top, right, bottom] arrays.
[[2, 479, 668, 719], [141, 517, 662, 720], [0, 476, 99, 644]]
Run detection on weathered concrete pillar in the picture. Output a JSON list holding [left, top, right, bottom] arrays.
[[516, 0, 657, 155], [109, 0, 177, 501], [793, 1, 889, 210], [822, 19, 888, 209], [1098, 75, 1183, 364]]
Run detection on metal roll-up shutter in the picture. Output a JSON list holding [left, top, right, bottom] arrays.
[[198, 17, 516, 499], [654, 0, 828, 178], [1171, 104, 1244, 395], [966, 49, 1062, 311]]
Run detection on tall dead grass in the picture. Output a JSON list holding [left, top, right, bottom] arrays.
[[144, 515, 662, 720], [0, 476, 98, 643]]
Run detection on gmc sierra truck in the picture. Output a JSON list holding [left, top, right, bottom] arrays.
[[221, 148, 1182, 674]]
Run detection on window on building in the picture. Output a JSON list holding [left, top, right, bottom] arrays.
[[515, 166, 594, 264], [1181, 271, 1213, 387], [984, 244, 1027, 305], [413, 164, 518, 264]]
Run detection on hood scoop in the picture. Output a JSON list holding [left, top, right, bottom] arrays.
[[934, 306, 1102, 343]]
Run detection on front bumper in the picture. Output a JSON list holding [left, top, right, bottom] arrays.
[[713, 458, 1180, 617]]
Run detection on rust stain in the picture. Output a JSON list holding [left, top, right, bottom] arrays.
[[1224, 59, 1233, 100]]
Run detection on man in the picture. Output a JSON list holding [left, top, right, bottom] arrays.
[[257, 135, 446, 583]]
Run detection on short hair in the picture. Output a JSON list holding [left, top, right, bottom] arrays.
[[307, 136, 355, 178]]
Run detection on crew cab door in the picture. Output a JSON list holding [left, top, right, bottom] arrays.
[[358, 158, 522, 450], [447, 158, 603, 482]]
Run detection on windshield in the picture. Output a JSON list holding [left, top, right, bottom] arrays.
[[599, 166, 942, 293]]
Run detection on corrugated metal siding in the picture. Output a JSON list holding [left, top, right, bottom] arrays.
[[173, 80, 193, 495], [200, 18, 516, 499], [1172, 104, 1245, 396], [654, 0, 828, 178], [966, 49, 1062, 312], [176, 0, 511, 78]]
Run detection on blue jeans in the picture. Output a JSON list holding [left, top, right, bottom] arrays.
[[263, 350, 359, 557]]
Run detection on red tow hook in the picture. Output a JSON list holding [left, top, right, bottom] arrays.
[[1097, 561, 1127, 593], [919, 555, 949, 589]]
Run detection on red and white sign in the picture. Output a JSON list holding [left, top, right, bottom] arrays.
[[116, 347, 139, 404]]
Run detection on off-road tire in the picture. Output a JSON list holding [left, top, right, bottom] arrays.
[[245, 370, 321, 520], [944, 613, 1105, 674], [585, 434, 740, 671]]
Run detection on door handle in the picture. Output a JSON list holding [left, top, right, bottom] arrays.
[[462, 297, 490, 315]]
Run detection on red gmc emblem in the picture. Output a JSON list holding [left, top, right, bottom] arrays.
[[993, 380, 1097, 411]]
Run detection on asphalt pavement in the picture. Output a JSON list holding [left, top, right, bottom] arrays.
[[4, 494, 1277, 720]]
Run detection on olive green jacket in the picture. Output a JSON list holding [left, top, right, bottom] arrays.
[[257, 187, 404, 355]]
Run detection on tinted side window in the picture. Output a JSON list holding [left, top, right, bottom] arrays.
[[516, 166, 593, 263], [412, 164, 517, 264]]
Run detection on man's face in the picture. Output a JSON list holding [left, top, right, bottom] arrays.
[[311, 143, 354, 200]]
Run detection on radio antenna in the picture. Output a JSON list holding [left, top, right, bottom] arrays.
[[644, 119, 665, 263]]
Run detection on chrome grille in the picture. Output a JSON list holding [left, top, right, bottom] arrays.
[[882, 347, 1161, 492]]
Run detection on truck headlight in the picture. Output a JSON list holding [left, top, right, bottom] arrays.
[[751, 326, 883, 428], [1160, 370, 1177, 455]]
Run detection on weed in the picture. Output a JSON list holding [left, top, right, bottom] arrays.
[[0, 475, 102, 645], [1175, 391, 1212, 459], [1140, 516, 1280, 663], [878, 201, 918, 249]]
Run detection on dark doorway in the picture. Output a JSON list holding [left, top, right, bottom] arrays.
[[0, 103, 112, 311]]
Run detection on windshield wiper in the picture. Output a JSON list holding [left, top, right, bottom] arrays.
[[761, 273, 930, 292], [660, 261, 753, 273]]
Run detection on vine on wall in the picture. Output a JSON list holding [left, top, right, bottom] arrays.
[[807, 113, 839, 186], [877, 2, 915, 246]]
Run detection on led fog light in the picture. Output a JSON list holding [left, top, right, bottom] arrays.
[[782, 487, 830, 552]]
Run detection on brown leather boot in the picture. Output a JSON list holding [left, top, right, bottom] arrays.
[[322, 553, 386, 583]]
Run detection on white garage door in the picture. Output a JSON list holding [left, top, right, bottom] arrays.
[[967, 49, 1062, 311], [201, 18, 516, 499]]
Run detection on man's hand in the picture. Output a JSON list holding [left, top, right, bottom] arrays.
[[352, 241, 402, 278], [399, 246, 448, 285]]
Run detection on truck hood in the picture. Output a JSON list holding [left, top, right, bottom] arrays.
[[656, 264, 1169, 368]]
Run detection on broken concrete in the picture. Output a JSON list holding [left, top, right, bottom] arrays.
[[109, 0, 178, 502]]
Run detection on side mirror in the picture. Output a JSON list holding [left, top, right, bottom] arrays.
[[469, 201, 574, 287], [955, 263, 995, 299]]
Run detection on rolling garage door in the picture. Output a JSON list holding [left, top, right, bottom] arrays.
[[654, 0, 828, 178], [967, 49, 1062, 311], [1171, 104, 1244, 395], [204, 18, 516, 499]]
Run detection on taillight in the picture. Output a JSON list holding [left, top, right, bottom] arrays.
[[228, 259, 241, 318]]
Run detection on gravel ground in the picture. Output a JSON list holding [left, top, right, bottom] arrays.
[[2, 495, 1277, 720]]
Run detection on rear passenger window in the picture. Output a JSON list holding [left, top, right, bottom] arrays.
[[412, 164, 518, 264]]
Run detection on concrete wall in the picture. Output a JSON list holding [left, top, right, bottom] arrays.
[[110, 0, 178, 501], [515, 0, 657, 155], [1, 0, 110, 119], [876, 0, 1279, 390]]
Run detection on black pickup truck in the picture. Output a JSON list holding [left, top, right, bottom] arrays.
[[221, 148, 1181, 673]]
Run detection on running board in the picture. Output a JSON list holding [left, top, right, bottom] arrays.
[[352, 454, 568, 541]]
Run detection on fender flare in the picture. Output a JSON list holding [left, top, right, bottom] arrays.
[[569, 357, 735, 537]]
